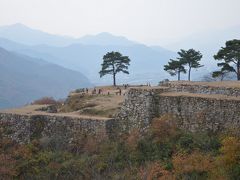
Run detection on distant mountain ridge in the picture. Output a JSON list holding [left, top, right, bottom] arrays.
[[0, 47, 92, 109], [78, 32, 137, 46], [1, 23, 235, 109], [0, 24, 176, 85], [0, 23, 138, 47], [0, 38, 176, 84], [0, 23, 74, 46]]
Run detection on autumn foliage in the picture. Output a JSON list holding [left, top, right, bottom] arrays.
[[173, 151, 213, 179], [0, 115, 239, 179], [32, 97, 58, 105]]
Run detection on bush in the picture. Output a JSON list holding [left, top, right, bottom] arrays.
[[176, 133, 195, 153], [1, 114, 239, 179], [173, 151, 213, 179], [150, 115, 178, 144], [176, 132, 220, 154], [0, 154, 17, 179], [136, 137, 173, 164], [211, 136, 240, 179], [138, 161, 174, 180], [32, 97, 58, 105]]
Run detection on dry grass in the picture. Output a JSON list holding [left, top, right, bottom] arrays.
[[168, 81, 240, 88], [32, 97, 58, 105], [0, 86, 128, 119], [0, 105, 111, 120], [60, 89, 125, 118], [160, 92, 240, 100]]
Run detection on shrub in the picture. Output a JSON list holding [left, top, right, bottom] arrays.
[[124, 129, 141, 151], [0, 154, 17, 179], [211, 136, 240, 179], [1, 114, 239, 179], [176, 132, 220, 154], [138, 161, 175, 180], [150, 115, 178, 144], [192, 133, 220, 153], [136, 137, 173, 163], [32, 97, 58, 105], [173, 151, 213, 179], [176, 133, 195, 153]]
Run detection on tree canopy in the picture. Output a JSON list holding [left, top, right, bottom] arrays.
[[178, 49, 203, 81], [164, 49, 203, 81], [164, 59, 186, 81], [214, 39, 240, 80], [212, 63, 234, 81], [99, 51, 130, 86]]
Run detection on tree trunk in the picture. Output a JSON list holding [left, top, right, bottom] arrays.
[[237, 61, 240, 81], [113, 73, 116, 86], [188, 67, 191, 81], [221, 74, 224, 81], [112, 65, 116, 86], [178, 71, 180, 81]]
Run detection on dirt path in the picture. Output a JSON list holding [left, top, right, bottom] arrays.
[[0, 105, 111, 120]]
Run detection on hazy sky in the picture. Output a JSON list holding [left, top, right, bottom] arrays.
[[0, 0, 239, 45]]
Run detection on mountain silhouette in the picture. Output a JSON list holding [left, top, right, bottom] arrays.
[[0, 47, 92, 108]]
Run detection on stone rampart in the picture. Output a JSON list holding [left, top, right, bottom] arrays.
[[116, 85, 240, 133], [157, 93, 240, 132], [115, 87, 168, 133], [161, 81, 240, 96], [0, 113, 114, 144], [2, 82, 240, 143]]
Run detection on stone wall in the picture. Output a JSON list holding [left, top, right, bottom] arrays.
[[116, 87, 240, 133], [0, 113, 114, 144], [157, 93, 240, 132], [115, 87, 168, 134], [2, 82, 240, 143], [161, 82, 240, 96]]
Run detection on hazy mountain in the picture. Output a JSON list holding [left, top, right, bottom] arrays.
[[0, 24, 137, 47], [22, 43, 176, 84], [0, 47, 92, 109], [0, 37, 29, 50], [0, 28, 176, 84], [77, 32, 137, 46], [0, 23, 75, 46], [0, 23, 218, 90]]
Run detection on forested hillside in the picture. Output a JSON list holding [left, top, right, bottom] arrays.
[[0, 47, 91, 108]]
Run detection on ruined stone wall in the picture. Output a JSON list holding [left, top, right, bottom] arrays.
[[0, 113, 114, 144], [161, 82, 240, 96], [157, 94, 240, 132], [2, 83, 240, 143], [115, 87, 168, 133], [116, 87, 240, 133]]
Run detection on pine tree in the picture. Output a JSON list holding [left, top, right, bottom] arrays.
[[178, 49, 203, 81], [164, 59, 186, 81], [214, 39, 240, 80], [212, 63, 234, 81], [99, 51, 130, 86]]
